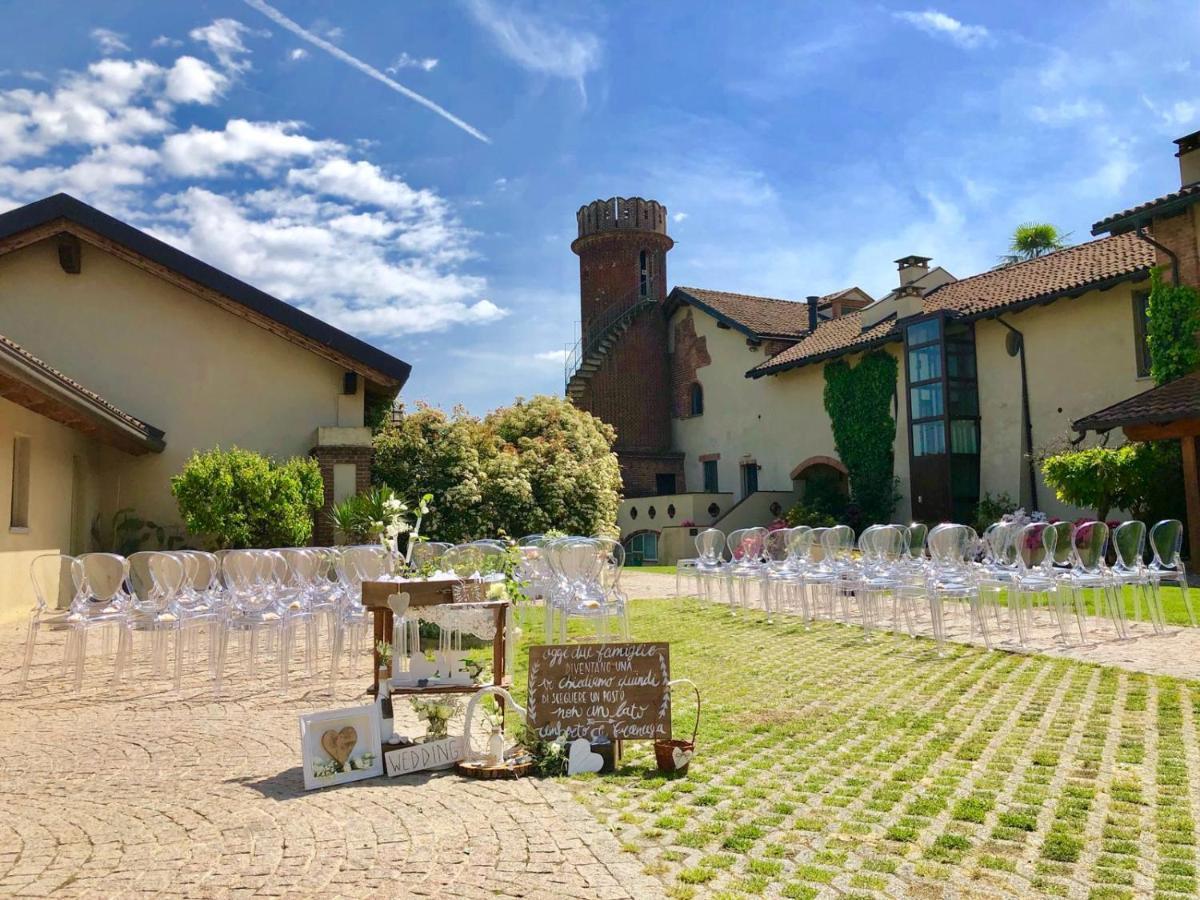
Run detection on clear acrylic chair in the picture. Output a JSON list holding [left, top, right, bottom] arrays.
[[1111, 521, 1168, 635], [821, 524, 857, 623], [907, 523, 929, 560], [544, 537, 614, 641], [926, 524, 984, 652], [725, 527, 768, 616], [977, 523, 1018, 643], [859, 525, 909, 639], [693, 528, 727, 604], [69, 553, 133, 690], [1148, 519, 1196, 628], [21, 553, 81, 687], [1011, 522, 1059, 648], [219, 550, 293, 695], [1063, 521, 1128, 644]]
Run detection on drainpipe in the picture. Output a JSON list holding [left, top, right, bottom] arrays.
[[1135, 224, 1179, 285], [996, 317, 1039, 512]]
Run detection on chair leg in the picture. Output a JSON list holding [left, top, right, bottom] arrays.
[[174, 627, 185, 693], [1180, 579, 1197, 629], [20, 614, 39, 687]]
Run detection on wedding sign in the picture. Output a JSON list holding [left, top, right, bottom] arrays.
[[384, 736, 464, 777], [527, 642, 671, 741]]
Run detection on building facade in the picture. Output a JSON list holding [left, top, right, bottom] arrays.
[[0, 194, 410, 619], [568, 135, 1199, 562]]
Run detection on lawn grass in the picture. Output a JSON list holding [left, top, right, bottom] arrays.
[[506, 598, 1200, 897], [630, 564, 678, 575]]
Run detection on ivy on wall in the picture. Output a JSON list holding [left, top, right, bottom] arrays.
[[822, 350, 899, 525], [1147, 266, 1200, 386]]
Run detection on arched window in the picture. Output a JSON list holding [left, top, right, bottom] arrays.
[[690, 382, 704, 416], [639, 250, 650, 298]]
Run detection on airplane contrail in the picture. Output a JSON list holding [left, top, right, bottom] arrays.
[[241, 0, 491, 144]]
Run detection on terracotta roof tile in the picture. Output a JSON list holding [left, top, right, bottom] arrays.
[[673, 286, 811, 338], [0, 332, 164, 445], [748, 234, 1153, 378], [1074, 370, 1200, 432], [1092, 182, 1200, 235]]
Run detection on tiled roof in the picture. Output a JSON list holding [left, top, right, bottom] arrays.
[[921, 233, 1154, 316], [748, 234, 1154, 378], [673, 286, 810, 338], [672, 286, 862, 339], [0, 332, 165, 450], [1092, 182, 1200, 235], [1074, 370, 1200, 433], [748, 313, 898, 376]]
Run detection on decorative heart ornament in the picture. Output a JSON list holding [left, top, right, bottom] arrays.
[[321, 726, 358, 769], [566, 738, 603, 775], [387, 592, 410, 617], [672, 747, 694, 769]]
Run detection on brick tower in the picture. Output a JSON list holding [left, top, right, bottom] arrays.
[[568, 197, 684, 497]]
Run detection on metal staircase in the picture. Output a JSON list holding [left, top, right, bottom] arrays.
[[564, 295, 656, 400]]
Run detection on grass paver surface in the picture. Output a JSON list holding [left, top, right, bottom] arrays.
[[514, 598, 1200, 898]]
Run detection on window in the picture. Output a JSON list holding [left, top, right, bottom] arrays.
[[689, 382, 704, 416], [627, 531, 658, 563], [10, 435, 30, 530], [740, 462, 759, 496], [703, 459, 719, 492], [1132, 290, 1151, 377], [639, 249, 650, 298], [655, 473, 677, 495]]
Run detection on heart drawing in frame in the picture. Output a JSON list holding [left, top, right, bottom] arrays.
[[321, 726, 358, 771]]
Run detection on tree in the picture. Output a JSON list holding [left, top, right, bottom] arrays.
[[372, 396, 621, 541], [171, 446, 323, 548], [997, 223, 1070, 267], [1040, 441, 1181, 522]]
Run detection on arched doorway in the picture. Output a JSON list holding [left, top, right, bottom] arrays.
[[790, 456, 849, 511]]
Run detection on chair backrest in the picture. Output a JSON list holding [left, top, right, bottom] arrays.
[[873, 525, 905, 563], [785, 526, 813, 563], [546, 537, 605, 585], [595, 537, 625, 592], [278, 547, 319, 584], [517, 534, 546, 547], [695, 528, 726, 564], [76, 553, 129, 608], [907, 523, 929, 558], [411, 541, 451, 569], [1150, 519, 1184, 569], [728, 527, 768, 566], [442, 542, 506, 577], [1112, 520, 1147, 570], [808, 527, 829, 562], [29, 553, 79, 612], [341, 546, 390, 583], [765, 528, 790, 562], [928, 523, 976, 566], [1015, 522, 1055, 572], [222, 550, 259, 592], [1072, 521, 1109, 572], [1048, 521, 1074, 566], [820, 524, 855, 564], [858, 525, 883, 560], [147, 552, 186, 600]]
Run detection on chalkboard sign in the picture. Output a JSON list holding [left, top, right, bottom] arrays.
[[527, 642, 671, 741]]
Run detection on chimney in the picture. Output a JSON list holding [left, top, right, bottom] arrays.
[[1175, 130, 1200, 186], [895, 255, 932, 287], [896, 284, 924, 320], [806, 295, 819, 332]]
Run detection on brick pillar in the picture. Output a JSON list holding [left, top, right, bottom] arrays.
[[310, 444, 374, 545]]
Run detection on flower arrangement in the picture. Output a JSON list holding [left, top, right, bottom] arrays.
[[375, 639, 393, 671], [411, 697, 462, 741], [312, 751, 376, 779]]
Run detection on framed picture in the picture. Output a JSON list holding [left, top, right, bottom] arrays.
[[299, 705, 383, 790]]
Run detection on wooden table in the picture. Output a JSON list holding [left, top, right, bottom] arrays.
[[361, 579, 510, 697]]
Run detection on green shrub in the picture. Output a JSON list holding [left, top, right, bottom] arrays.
[[1041, 441, 1182, 521], [973, 491, 1018, 534], [171, 446, 323, 548], [1147, 267, 1200, 385]]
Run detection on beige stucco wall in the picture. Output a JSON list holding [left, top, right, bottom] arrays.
[[0, 397, 104, 621], [976, 279, 1152, 522], [669, 307, 912, 527], [0, 237, 357, 534]]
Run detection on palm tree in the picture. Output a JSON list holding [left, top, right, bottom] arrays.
[[996, 223, 1070, 267]]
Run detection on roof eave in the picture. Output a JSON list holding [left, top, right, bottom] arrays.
[[745, 330, 900, 379], [1092, 192, 1200, 236], [669, 287, 768, 341]]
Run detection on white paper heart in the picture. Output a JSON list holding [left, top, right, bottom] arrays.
[[387, 592, 410, 617], [672, 747, 694, 769], [566, 738, 603, 775]]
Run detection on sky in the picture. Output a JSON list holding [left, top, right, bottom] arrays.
[[0, 0, 1198, 412]]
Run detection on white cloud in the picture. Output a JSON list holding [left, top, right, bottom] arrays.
[[534, 348, 569, 363], [1030, 98, 1104, 125], [190, 18, 255, 71], [465, 0, 601, 97], [672, 211, 688, 223], [152, 35, 184, 49], [165, 56, 228, 105], [0, 39, 502, 340], [91, 28, 130, 55], [894, 10, 990, 49], [162, 119, 335, 177], [288, 48, 309, 61], [386, 52, 439, 73], [1142, 95, 1198, 129]]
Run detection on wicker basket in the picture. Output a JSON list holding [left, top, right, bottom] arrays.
[[654, 678, 700, 776]]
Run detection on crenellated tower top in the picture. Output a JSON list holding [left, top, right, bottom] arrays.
[[573, 197, 670, 247]]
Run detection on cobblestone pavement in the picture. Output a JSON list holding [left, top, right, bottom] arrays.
[[0, 621, 664, 899]]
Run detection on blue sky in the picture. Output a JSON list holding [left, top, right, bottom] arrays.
[[0, 1, 1197, 412]]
